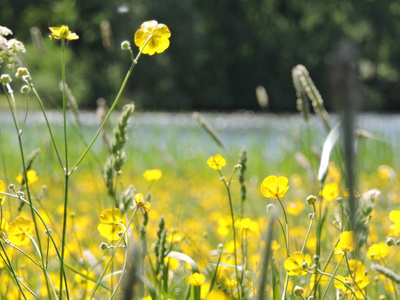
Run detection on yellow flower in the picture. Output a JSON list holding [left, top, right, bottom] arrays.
[[49, 25, 79, 40], [164, 257, 180, 271], [334, 261, 369, 299], [321, 182, 339, 201], [143, 169, 162, 182], [16, 170, 38, 185], [284, 251, 312, 276], [260, 175, 289, 199], [0, 180, 5, 205], [205, 290, 232, 300], [389, 210, 400, 224], [8, 216, 33, 246], [237, 218, 259, 232], [207, 154, 226, 170], [98, 209, 125, 241], [334, 231, 355, 254], [188, 272, 206, 286], [134, 20, 171, 55], [286, 199, 305, 216], [134, 193, 151, 212], [367, 243, 390, 260]]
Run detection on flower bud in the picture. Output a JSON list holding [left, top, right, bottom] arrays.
[[306, 195, 317, 205], [22, 74, 32, 82], [386, 237, 395, 247], [100, 242, 108, 250], [20, 84, 31, 94], [1, 74, 12, 84], [121, 40, 131, 50], [15, 67, 29, 78], [293, 286, 304, 297]]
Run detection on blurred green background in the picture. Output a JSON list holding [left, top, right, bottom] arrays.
[[1, 0, 400, 111]]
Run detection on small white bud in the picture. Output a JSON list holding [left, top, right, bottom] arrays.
[[1, 74, 12, 84], [121, 40, 131, 50]]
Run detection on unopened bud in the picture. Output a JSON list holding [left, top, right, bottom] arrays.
[[100, 242, 108, 250], [15, 67, 29, 78], [1, 74, 12, 84], [121, 41, 131, 50], [21, 84, 31, 94], [306, 195, 317, 205], [386, 237, 395, 247], [293, 286, 305, 297]]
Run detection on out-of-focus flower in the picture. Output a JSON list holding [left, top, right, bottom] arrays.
[[205, 290, 232, 300], [389, 210, 400, 236], [8, 216, 33, 245], [207, 154, 226, 170], [334, 231, 355, 254], [49, 26, 79, 41], [134, 193, 151, 212], [143, 169, 162, 182], [237, 218, 259, 232], [188, 272, 206, 286], [16, 170, 38, 185], [260, 175, 289, 199], [98, 209, 125, 241], [284, 251, 312, 276], [367, 243, 390, 260], [134, 20, 171, 55], [377, 165, 396, 181], [164, 257, 179, 271], [286, 199, 305, 216], [321, 182, 339, 201]]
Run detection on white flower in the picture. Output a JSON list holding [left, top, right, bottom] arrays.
[[0, 26, 12, 37]]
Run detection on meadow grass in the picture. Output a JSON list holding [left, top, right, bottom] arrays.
[[1, 23, 400, 300]]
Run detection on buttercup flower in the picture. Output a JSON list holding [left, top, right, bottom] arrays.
[[188, 272, 206, 286], [8, 216, 33, 246], [49, 26, 79, 41], [284, 251, 312, 276], [335, 261, 369, 299], [207, 154, 226, 170], [16, 170, 38, 185], [237, 218, 259, 232], [334, 231, 355, 254], [98, 209, 125, 241], [134, 193, 151, 212], [134, 20, 171, 55], [286, 199, 305, 216], [367, 243, 390, 260], [321, 182, 339, 201], [143, 169, 162, 182], [260, 175, 289, 199]]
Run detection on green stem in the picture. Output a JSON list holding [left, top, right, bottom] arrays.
[[29, 84, 64, 169], [70, 35, 153, 175], [89, 208, 138, 298], [59, 37, 71, 300], [320, 254, 344, 299], [1, 83, 55, 299], [301, 204, 316, 253], [218, 169, 241, 300]]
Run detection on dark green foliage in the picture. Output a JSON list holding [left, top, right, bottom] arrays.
[[2, 0, 400, 111]]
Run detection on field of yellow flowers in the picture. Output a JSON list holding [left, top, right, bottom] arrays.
[[1, 22, 400, 300]]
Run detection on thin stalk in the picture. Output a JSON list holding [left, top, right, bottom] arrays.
[[70, 35, 153, 174], [0, 242, 29, 300], [1, 83, 54, 299], [89, 208, 138, 298], [301, 204, 316, 253], [218, 168, 241, 299], [276, 196, 290, 300], [320, 254, 344, 299], [29, 84, 64, 169]]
